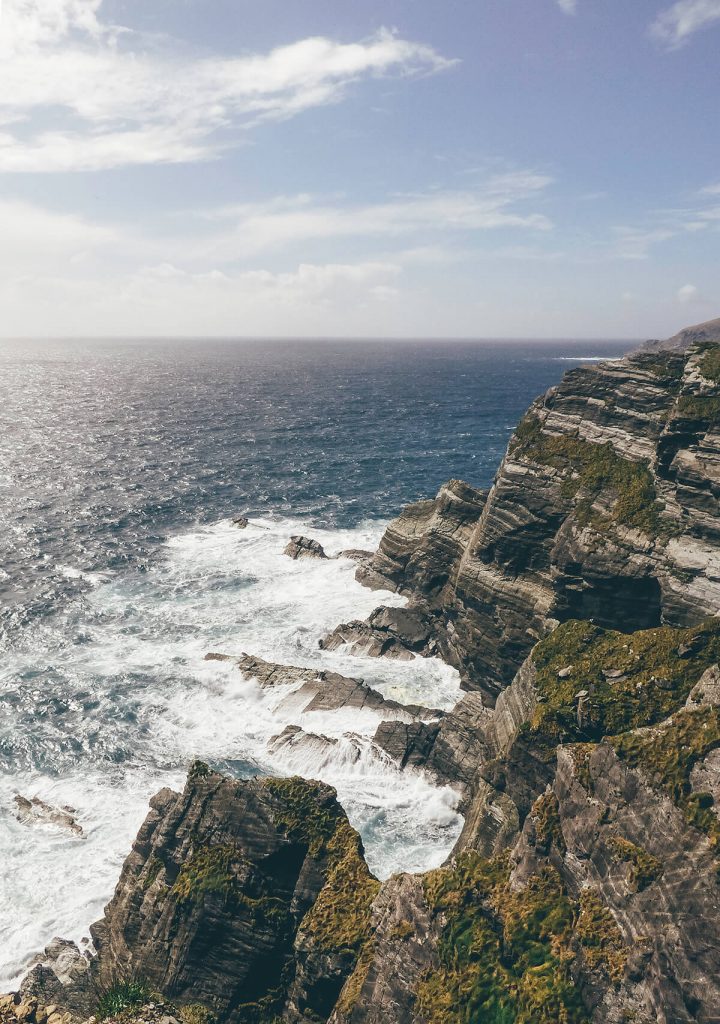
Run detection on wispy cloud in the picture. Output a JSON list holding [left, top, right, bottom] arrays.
[[651, 0, 720, 48], [194, 173, 555, 260], [0, 0, 454, 172], [557, 0, 578, 14]]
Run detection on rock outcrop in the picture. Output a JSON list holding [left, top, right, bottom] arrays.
[[284, 536, 328, 560], [356, 338, 720, 700], [13, 797, 84, 837], [86, 768, 378, 1024], [320, 606, 437, 661], [206, 652, 444, 722]]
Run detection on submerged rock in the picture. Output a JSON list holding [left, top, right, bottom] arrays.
[[13, 797, 84, 837], [284, 536, 328, 560]]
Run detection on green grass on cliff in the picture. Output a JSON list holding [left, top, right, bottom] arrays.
[[676, 394, 720, 425], [97, 981, 151, 1021], [698, 343, 720, 384], [529, 618, 720, 746], [607, 837, 663, 892], [609, 705, 720, 846], [415, 851, 625, 1024], [511, 415, 666, 535]]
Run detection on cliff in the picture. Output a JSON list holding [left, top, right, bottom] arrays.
[[6, 325, 720, 1024], [354, 336, 720, 700]]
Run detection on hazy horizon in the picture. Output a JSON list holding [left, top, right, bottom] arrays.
[[0, 0, 718, 339]]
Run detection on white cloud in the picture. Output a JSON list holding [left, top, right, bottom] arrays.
[[651, 0, 720, 48], [0, 1, 454, 172], [557, 0, 578, 14], [677, 283, 700, 303], [194, 174, 554, 261]]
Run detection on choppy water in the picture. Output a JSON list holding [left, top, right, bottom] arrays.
[[0, 337, 630, 985]]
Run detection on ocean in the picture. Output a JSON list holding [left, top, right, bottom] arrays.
[[0, 337, 630, 984]]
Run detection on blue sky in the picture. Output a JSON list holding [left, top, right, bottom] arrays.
[[0, 0, 718, 338]]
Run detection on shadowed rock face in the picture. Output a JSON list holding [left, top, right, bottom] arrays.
[[358, 342, 720, 699], [89, 768, 379, 1024]]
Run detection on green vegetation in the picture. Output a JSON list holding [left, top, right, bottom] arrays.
[[530, 618, 720, 747], [188, 759, 212, 781], [335, 940, 377, 1016], [178, 1007, 215, 1024], [533, 792, 566, 854], [575, 890, 626, 981], [607, 837, 663, 892], [172, 844, 240, 903], [511, 415, 666, 535], [697, 343, 720, 384], [676, 394, 720, 425], [636, 352, 686, 381], [97, 981, 150, 1021], [415, 851, 625, 1024], [609, 705, 720, 845], [300, 818, 381, 957], [262, 776, 340, 856]]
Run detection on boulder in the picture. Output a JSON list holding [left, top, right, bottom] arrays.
[[284, 536, 328, 560]]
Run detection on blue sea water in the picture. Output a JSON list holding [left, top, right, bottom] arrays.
[[0, 337, 629, 983]]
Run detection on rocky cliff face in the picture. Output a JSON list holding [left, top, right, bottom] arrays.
[[9, 326, 720, 1024], [358, 337, 720, 700]]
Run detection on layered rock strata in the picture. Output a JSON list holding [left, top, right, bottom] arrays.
[[357, 339, 720, 700]]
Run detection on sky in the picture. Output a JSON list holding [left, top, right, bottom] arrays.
[[0, 0, 718, 339]]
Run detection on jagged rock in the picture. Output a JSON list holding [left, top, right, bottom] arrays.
[[89, 768, 379, 1024], [355, 337, 720, 698], [206, 652, 443, 722], [355, 479, 487, 596], [336, 549, 374, 565], [19, 939, 94, 1018], [268, 725, 364, 768], [13, 797, 84, 837], [284, 536, 328, 560], [320, 606, 436, 661], [328, 875, 440, 1024]]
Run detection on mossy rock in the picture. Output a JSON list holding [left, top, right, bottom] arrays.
[[417, 853, 598, 1024], [530, 618, 720, 746], [511, 415, 669, 536], [607, 836, 663, 892], [609, 705, 720, 845]]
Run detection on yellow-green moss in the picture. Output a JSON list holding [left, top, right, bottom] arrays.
[[576, 890, 627, 982], [171, 844, 240, 903], [676, 394, 720, 425], [141, 855, 164, 892], [607, 837, 663, 892], [300, 819, 380, 956], [530, 618, 720, 746], [698, 343, 720, 384], [262, 777, 339, 857], [533, 792, 567, 854], [511, 416, 666, 535], [335, 940, 377, 1016], [609, 705, 720, 845], [178, 1005, 215, 1024], [417, 853, 590, 1024]]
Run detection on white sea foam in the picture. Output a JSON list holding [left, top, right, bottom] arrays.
[[0, 517, 464, 987]]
